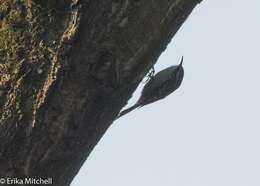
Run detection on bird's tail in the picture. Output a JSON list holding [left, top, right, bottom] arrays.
[[116, 103, 141, 119]]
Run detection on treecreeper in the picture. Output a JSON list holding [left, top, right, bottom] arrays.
[[117, 56, 184, 119]]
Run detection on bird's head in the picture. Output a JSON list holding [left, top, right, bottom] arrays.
[[174, 56, 184, 88]]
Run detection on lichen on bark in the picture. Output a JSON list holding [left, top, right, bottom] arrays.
[[0, 0, 71, 122]]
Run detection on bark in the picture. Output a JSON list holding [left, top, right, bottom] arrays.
[[0, 0, 202, 185]]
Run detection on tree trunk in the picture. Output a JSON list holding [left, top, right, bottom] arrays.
[[0, 0, 202, 185]]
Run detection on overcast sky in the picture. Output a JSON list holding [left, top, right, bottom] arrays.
[[72, 1, 260, 185]]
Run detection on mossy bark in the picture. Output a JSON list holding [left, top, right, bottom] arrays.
[[0, 0, 202, 185]]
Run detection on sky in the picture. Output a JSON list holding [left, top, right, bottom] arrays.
[[72, 1, 260, 185]]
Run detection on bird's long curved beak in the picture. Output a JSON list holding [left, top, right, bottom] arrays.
[[179, 56, 183, 66]]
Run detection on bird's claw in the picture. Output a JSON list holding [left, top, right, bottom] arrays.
[[144, 67, 155, 83]]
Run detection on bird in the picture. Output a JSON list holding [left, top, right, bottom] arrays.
[[117, 56, 184, 119]]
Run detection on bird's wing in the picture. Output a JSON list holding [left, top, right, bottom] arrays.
[[136, 66, 177, 105], [143, 66, 177, 92]]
